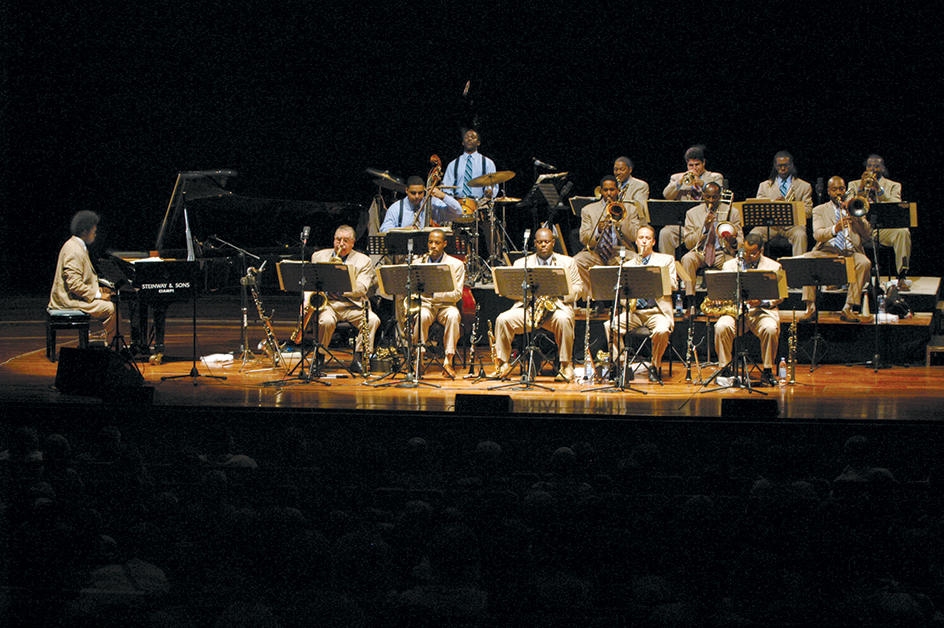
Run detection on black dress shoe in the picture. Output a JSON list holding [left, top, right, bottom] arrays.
[[758, 368, 777, 387], [648, 367, 662, 383], [349, 351, 365, 375]]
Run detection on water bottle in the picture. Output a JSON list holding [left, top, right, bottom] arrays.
[[674, 292, 683, 317], [778, 358, 787, 386], [877, 293, 886, 315]]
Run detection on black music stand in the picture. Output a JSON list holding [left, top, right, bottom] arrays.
[[700, 269, 784, 394], [779, 256, 853, 372], [488, 266, 571, 391], [268, 261, 356, 386], [373, 262, 455, 389], [739, 200, 800, 256], [648, 201, 698, 257], [587, 265, 673, 393], [158, 261, 226, 386]]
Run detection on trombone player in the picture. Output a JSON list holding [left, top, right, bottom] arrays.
[[749, 151, 813, 257], [411, 229, 465, 379], [680, 182, 744, 303], [574, 175, 643, 300], [798, 176, 873, 323]]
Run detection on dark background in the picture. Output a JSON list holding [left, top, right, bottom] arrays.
[[3, 3, 940, 295]]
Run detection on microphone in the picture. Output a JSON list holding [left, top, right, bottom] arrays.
[[619, 246, 626, 260], [301, 226, 310, 244], [407, 239, 414, 256], [522, 228, 531, 252], [554, 181, 574, 209], [259, 260, 267, 272], [533, 158, 557, 170], [815, 177, 824, 198]]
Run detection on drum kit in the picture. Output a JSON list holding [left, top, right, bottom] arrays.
[[366, 167, 521, 285]]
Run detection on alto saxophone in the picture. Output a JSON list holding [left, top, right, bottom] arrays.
[[248, 266, 284, 371]]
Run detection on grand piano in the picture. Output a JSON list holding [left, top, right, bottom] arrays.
[[101, 169, 368, 361]]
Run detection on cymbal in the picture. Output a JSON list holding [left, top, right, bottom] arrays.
[[467, 171, 515, 187], [492, 196, 521, 203], [365, 168, 406, 192]]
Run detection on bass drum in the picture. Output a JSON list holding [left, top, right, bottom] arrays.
[[452, 198, 478, 224]]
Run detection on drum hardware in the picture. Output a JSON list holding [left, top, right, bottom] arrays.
[[467, 170, 516, 188], [365, 167, 406, 193]]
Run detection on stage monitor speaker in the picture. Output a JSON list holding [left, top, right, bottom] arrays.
[[721, 398, 779, 419], [454, 393, 512, 415], [55, 347, 146, 399]]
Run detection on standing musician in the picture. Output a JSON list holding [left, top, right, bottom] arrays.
[[413, 229, 465, 379], [846, 154, 911, 289], [750, 151, 813, 257], [798, 177, 872, 323], [604, 225, 678, 383], [305, 225, 380, 374], [714, 233, 782, 386], [491, 227, 583, 382], [573, 175, 643, 299], [443, 129, 499, 257], [614, 156, 651, 224], [680, 182, 744, 301], [659, 145, 725, 256], [49, 210, 118, 345], [380, 176, 463, 232]]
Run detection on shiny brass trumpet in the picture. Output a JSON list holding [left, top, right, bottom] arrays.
[[680, 171, 698, 187]]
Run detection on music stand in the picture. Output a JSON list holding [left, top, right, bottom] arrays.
[[488, 266, 571, 391], [158, 261, 227, 385], [587, 265, 673, 393], [779, 256, 853, 371], [373, 262, 455, 389], [267, 261, 356, 386], [701, 269, 785, 394], [737, 200, 801, 256], [648, 201, 698, 257]]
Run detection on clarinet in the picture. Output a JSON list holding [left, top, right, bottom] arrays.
[[685, 316, 694, 383], [359, 298, 371, 376], [467, 302, 481, 376], [584, 300, 595, 382], [248, 266, 284, 371]]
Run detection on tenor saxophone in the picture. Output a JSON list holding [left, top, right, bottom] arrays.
[[248, 266, 284, 371]]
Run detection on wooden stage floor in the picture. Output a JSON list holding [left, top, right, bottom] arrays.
[[3, 296, 943, 422]]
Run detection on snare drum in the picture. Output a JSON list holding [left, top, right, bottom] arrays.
[[452, 198, 478, 224]]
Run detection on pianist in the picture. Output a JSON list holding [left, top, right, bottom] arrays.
[[48, 210, 117, 345]]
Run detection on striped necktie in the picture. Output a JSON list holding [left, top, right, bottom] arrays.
[[597, 224, 616, 261], [834, 205, 848, 251], [779, 178, 789, 198], [461, 155, 473, 197], [636, 256, 651, 308]]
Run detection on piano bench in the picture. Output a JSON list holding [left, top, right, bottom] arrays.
[[46, 309, 91, 362]]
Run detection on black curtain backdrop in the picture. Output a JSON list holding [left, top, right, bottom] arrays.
[[3, 2, 939, 295]]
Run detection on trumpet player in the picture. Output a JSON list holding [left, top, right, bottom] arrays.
[[306, 225, 380, 374], [604, 225, 678, 383], [798, 177, 872, 323], [614, 156, 651, 223], [749, 151, 813, 257], [379, 176, 464, 232], [714, 234, 783, 387], [659, 145, 724, 256], [846, 154, 911, 289], [412, 229, 465, 379], [680, 182, 744, 300], [574, 175, 643, 300], [492, 227, 583, 382]]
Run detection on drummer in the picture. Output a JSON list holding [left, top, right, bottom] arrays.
[[443, 129, 499, 253]]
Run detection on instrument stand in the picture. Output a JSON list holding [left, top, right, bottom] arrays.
[[779, 256, 851, 372], [488, 263, 570, 392], [210, 238, 264, 367], [162, 265, 227, 386], [463, 305, 490, 383], [374, 257, 454, 389]]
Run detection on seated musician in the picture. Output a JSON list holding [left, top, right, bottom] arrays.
[[798, 176, 873, 323], [846, 154, 911, 289], [658, 145, 725, 256], [749, 151, 812, 257], [614, 156, 651, 224], [304, 225, 380, 374], [48, 210, 117, 345], [412, 229, 465, 379], [603, 225, 678, 383], [714, 233, 782, 386], [573, 175, 643, 300], [379, 176, 463, 232], [491, 227, 583, 382], [680, 182, 744, 307]]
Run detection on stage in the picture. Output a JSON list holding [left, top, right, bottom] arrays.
[[3, 293, 943, 422]]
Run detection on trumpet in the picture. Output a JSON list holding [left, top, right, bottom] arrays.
[[680, 170, 701, 187]]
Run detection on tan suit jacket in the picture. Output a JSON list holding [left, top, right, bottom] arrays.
[[49, 236, 102, 309], [682, 203, 744, 253], [619, 176, 651, 223], [625, 251, 678, 330], [579, 199, 643, 252], [811, 201, 870, 254], [720, 254, 782, 322], [310, 248, 375, 307], [663, 171, 724, 200], [511, 253, 583, 308], [847, 176, 902, 202], [421, 253, 465, 307], [755, 177, 814, 222]]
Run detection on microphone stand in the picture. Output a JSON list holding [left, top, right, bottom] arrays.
[[206, 235, 263, 368]]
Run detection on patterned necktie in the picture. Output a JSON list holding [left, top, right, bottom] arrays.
[[779, 178, 789, 198], [704, 224, 716, 267], [597, 224, 616, 261], [637, 256, 651, 308], [461, 155, 473, 197], [834, 205, 848, 251]]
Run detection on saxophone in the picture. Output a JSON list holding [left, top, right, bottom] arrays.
[[359, 298, 371, 373], [487, 320, 498, 372], [524, 296, 557, 328], [290, 246, 343, 344], [584, 300, 595, 382], [248, 265, 284, 371]]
